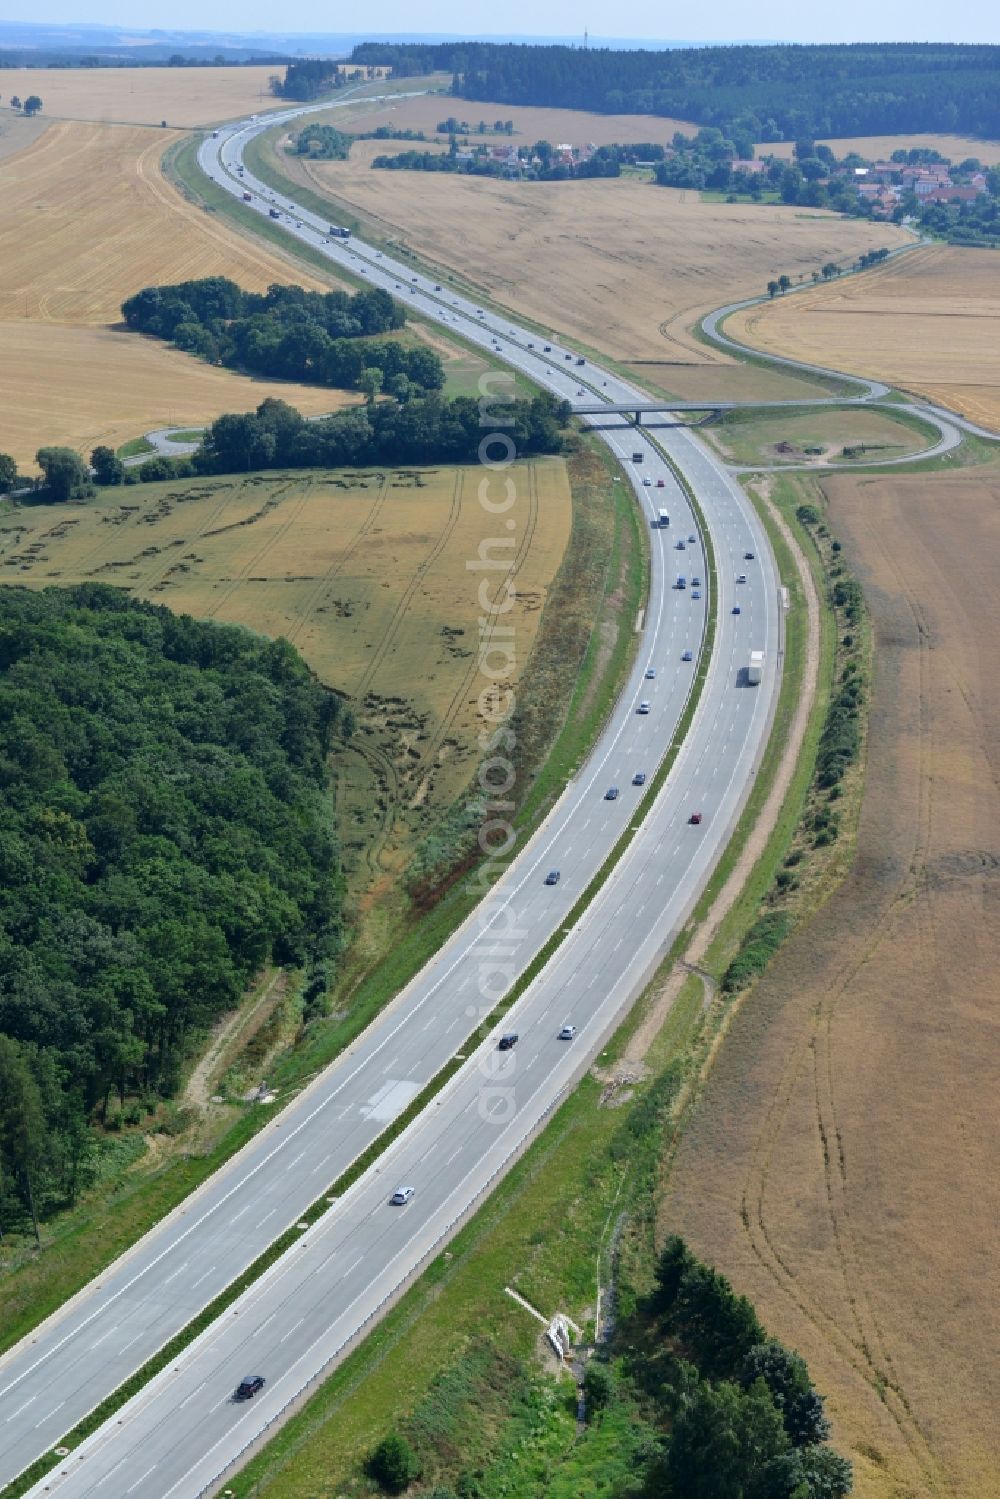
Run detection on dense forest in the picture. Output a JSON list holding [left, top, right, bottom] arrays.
[[340, 42, 1000, 142], [0, 586, 346, 1238], [121, 277, 444, 396]]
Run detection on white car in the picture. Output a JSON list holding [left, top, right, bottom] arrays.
[[558, 1025, 577, 1040], [642, 476, 652, 486], [390, 1186, 415, 1206]]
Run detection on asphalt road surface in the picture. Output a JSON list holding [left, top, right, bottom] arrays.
[[6, 102, 783, 1499]]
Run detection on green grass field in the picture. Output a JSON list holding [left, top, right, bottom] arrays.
[[702, 402, 938, 467]]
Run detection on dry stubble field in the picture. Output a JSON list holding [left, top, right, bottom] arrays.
[[0, 65, 283, 127], [764, 131, 1000, 165], [0, 462, 571, 880], [663, 464, 1000, 1499], [281, 127, 908, 377], [330, 88, 698, 148], [727, 243, 1000, 433], [0, 119, 365, 466]]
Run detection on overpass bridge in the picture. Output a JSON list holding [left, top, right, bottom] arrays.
[[571, 397, 857, 427]]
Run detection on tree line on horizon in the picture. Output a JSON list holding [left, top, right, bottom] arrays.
[[331, 41, 1000, 144]]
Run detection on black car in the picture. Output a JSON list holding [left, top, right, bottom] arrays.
[[235, 1375, 265, 1401], [498, 1032, 519, 1050], [544, 869, 561, 886]]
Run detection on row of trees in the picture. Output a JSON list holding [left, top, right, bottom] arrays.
[[765, 247, 890, 298], [0, 446, 96, 502], [372, 139, 625, 181], [176, 391, 569, 478], [121, 277, 444, 395], [7, 388, 571, 503], [438, 115, 514, 134], [0, 585, 346, 1240], [346, 41, 1000, 143]]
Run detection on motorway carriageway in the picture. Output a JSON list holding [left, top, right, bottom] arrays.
[[3, 103, 781, 1499]]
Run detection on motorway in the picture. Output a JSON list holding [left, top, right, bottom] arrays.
[[3, 103, 785, 1499]]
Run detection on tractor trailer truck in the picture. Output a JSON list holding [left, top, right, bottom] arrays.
[[748, 650, 764, 685]]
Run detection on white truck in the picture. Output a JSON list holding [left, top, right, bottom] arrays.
[[748, 650, 764, 685], [657, 508, 670, 528]]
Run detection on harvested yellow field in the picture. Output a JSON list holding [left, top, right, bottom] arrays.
[[728, 243, 1000, 432], [332, 90, 697, 147], [764, 131, 1000, 165], [0, 462, 572, 878], [283, 136, 909, 365], [0, 117, 354, 461], [0, 112, 47, 161], [0, 65, 283, 127], [663, 464, 1000, 1499], [0, 120, 332, 326], [0, 323, 357, 469]]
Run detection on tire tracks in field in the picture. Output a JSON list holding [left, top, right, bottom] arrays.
[[352, 471, 464, 702], [281, 471, 392, 653], [199, 477, 315, 619], [416, 461, 540, 787], [736, 520, 945, 1493]]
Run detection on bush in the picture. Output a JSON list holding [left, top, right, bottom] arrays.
[[722, 912, 792, 993], [368, 1432, 421, 1493], [583, 1360, 614, 1414]]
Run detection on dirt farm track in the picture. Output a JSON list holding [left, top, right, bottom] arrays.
[[663, 463, 1000, 1499]]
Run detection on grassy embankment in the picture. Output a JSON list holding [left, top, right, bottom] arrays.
[[702, 402, 941, 467]]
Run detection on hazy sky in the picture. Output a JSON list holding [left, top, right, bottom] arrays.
[[3, 0, 998, 45]]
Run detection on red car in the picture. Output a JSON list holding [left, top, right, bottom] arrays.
[[689, 812, 703, 825]]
